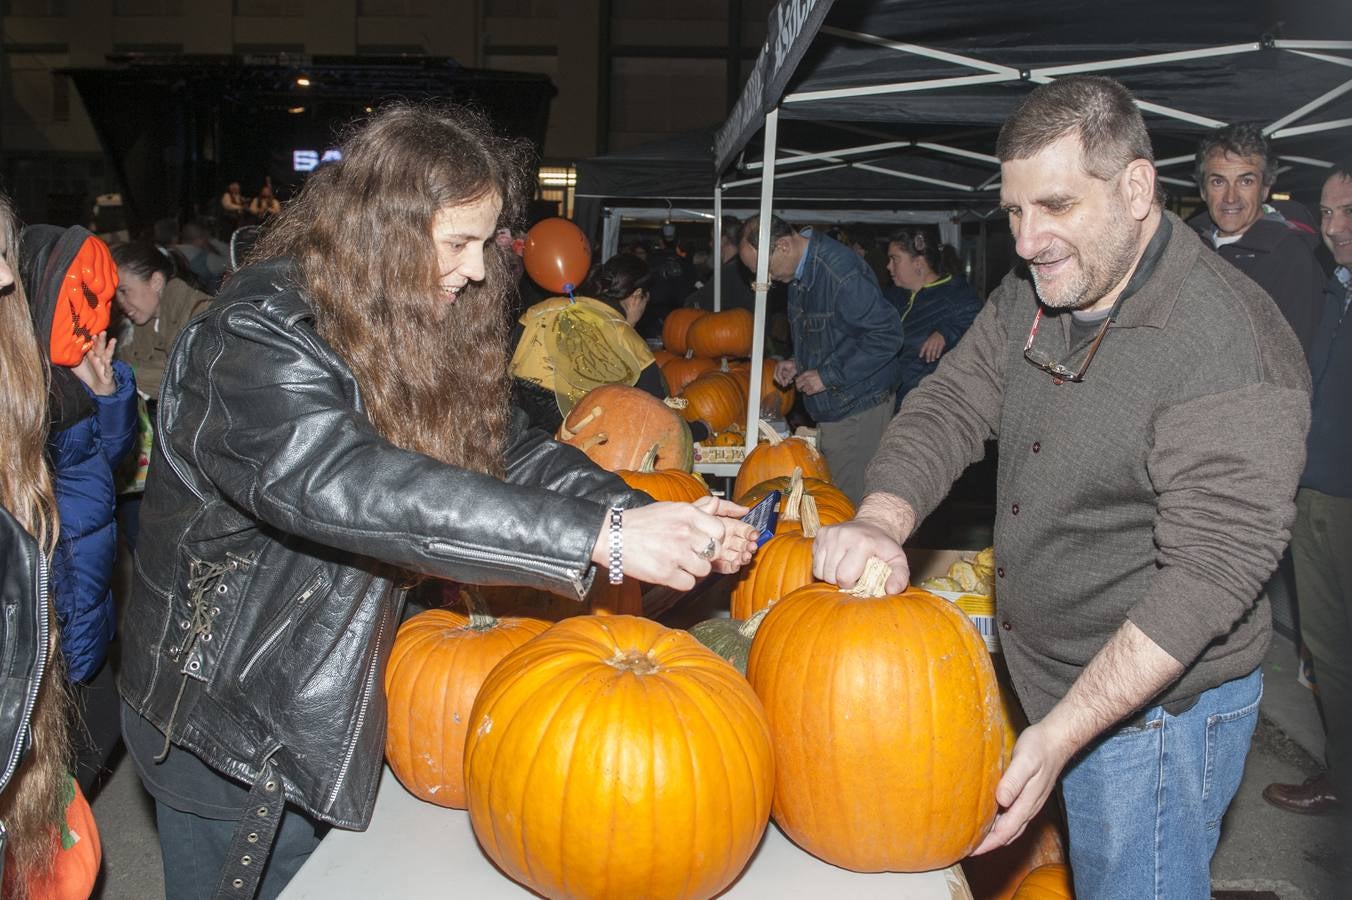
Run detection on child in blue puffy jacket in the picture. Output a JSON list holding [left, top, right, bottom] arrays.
[[21, 224, 137, 793]]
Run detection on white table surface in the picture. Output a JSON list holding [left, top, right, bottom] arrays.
[[280, 767, 966, 899]]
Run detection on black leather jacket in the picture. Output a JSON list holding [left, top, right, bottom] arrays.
[[118, 259, 644, 829]]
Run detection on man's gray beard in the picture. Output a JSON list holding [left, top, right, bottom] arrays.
[[1031, 206, 1139, 311]]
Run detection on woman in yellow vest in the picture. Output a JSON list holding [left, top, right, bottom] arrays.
[[510, 253, 681, 434]]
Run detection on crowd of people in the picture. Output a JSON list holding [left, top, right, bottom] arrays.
[[0, 73, 1345, 899]]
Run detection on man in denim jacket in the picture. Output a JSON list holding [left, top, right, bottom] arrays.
[[738, 217, 903, 504]]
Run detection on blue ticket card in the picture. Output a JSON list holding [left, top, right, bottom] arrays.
[[741, 489, 780, 548]]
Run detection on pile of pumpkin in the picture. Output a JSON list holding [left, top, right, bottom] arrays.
[[382, 417, 1072, 899], [656, 307, 796, 439]]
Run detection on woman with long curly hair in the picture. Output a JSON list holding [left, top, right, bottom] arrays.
[[0, 190, 96, 900], [117, 103, 756, 899]]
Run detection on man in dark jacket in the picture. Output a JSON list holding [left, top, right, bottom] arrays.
[[1188, 123, 1325, 356], [739, 216, 903, 505], [1263, 162, 1352, 835]]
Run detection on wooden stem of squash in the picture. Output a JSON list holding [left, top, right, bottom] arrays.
[[557, 405, 602, 441], [782, 470, 807, 522], [846, 557, 893, 598], [639, 443, 661, 473], [755, 419, 782, 445], [663, 396, 689, 410], [740, 605, 772, 639], [607, 649, 660, 674], [462, 589, 499, 630], [800, 495, 820, 539]]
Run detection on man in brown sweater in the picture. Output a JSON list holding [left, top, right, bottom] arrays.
[[814, 77, 1311, 898]]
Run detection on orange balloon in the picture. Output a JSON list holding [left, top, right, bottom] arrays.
[[523, 217, 591, 294]]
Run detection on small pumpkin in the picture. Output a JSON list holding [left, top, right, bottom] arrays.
[[685, 307, 754, 358], [1011, 863, 1075, 900], [661, 351, 720, 396], [737, 467, 855, 529], [965, 814, 1067, 900], [19, 776, 102, 900], [661, 307, 708, 354], [557, 383, 694, 472], [680, 370, 747, 434], [619, 444, 710, 503], [688, 606, 771, 675], [702, 425, 746, 447], [733, 421, 831, 499], [746, 559, 1004, 873], [465, 615, 775, 900], [384, 593, 551, 808], [729, 493, 820, 620]]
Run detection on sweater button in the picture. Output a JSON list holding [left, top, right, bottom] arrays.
[[997, 567, 1005, 578], [1001, 621, 1012, 631], [1032, 441, 1040, 453], [1012, 503, 1020, 515]]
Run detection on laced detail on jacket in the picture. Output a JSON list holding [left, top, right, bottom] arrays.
[[157, 553, 252, 761]]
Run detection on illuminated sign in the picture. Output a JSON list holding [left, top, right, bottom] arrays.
[[292, 149, 343, 172]]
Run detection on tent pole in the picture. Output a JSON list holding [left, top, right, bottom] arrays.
[[746, 107, 778, 456], [713, 186, 723, 312]]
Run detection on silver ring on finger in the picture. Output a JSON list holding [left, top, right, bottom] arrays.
[[697, 537, 717, 561]]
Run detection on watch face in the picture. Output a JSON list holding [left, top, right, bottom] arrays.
[[50, 235, 116, 367]]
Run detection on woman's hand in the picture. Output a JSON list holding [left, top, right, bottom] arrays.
[[71, 332, 118, 397], [592, 497, 758, 591]]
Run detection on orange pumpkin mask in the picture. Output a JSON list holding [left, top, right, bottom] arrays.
[[47, 235, 116, 367]]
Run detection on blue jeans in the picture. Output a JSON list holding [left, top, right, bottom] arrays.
[[1060, 667, 1262, 900]]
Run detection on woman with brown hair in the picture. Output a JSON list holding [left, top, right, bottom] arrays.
[[117, 102, 756, 899], [0, 190, 97, 900]]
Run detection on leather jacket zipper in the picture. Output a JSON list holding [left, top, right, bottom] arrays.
[[1, 554, 49, 790], [426, 541, 588, 598], [325, 597, 390, 814], [237, 573, 325, 683]]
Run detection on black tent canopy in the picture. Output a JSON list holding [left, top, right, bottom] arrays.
[[698, 0, 1351, 466]]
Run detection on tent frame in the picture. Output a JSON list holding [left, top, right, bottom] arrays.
[[713, 8, 1352, 462]]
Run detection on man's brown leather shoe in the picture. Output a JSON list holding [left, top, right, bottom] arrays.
[[1262, 773, 1343, 814]]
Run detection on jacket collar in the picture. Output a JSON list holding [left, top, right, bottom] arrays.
[[219, 256, 314, 327], [1106, 210, 1195, 330]]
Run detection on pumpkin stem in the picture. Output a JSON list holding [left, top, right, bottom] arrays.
[[782, 471, 806, 522], [800, 495, 820, 538], [739, 605, 772, 639], [847, 557, 893, 598], [578, 433, 609, 451], [663, 396, 689, 410], [558, 405, 603, 441], [607, 649, 661, 675], [683, 348, 695, 359], [756, 419, 782, 446], [639, 443, 661, 473], [463, 589, 500, 631]]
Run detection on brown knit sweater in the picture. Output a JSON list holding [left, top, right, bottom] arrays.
[[867, 212, 1312, 721]]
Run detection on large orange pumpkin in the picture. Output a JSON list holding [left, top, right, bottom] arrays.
[[661, 307, 707, 354], [737, 467, 855, 529], [733, 422, 831, 499], [1011, 863, 1075, 899], [680, 370, 747, 434], [686, 307, 754, 358], [746, 559, 1004, 873], [729, 493, 820, 620], [618, 444, 710, 503], [384, 597, 550, 808], [465, 615, 775, 900], [661, 352, 719, 395], [557, 383, 693, 472], [730, 358, 796, 418]]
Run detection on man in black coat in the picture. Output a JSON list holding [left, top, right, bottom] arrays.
[[1188, 122, 1325, 357]]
